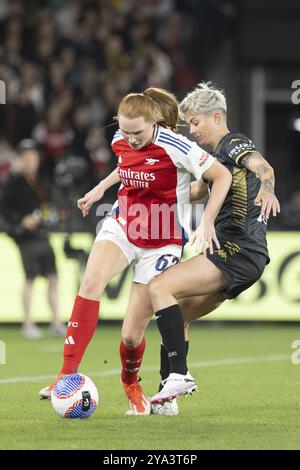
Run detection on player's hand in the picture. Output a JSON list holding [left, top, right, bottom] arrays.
[[254, 189, 280, 219], [77, 184, 106, 218], [189, 219, 220, 255], [21, 213, 41, 230]]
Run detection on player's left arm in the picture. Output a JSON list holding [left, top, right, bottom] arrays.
[[240, 151, 280, 218]]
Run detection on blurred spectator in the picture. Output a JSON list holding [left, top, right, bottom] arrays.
[[54, 0, 81, 39], [0, 139, 66, 338], [17, 62, 44, 112], [0, 0, 231, 229], [32, 103, 74, 183], [45, 60, 69, 103], [279, 189, 300, 230], [71, 103, 91, 155], [2, 31, 22, 70], [0, 136, 17, 186], [146, 44, 173, 88], [59, 44, 79, 86], [12, 86, 38, 143], [85, 125, 112, 180]]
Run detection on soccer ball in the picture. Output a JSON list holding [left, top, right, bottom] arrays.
[[51, 373, 99, 419]]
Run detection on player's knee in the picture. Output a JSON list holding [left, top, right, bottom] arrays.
[[179, 298, 195, 322], [179, 297, 190, 313], [79, 276, 106, 299], [121, 333, 141, 348]]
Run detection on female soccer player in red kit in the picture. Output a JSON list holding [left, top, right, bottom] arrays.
[[39, 89, 232, 415]]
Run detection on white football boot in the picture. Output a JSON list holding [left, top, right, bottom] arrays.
[[151, 398, 179, 416], [150, 371, 197, 404]]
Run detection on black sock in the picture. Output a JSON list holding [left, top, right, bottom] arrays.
[[155, 304, 188, 376], [159, 343, 169, 389], [159, 340, 189, 391], [185, 340, 189, 357]]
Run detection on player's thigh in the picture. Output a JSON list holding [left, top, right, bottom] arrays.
[[179, 292, 225, 324], [150, 254, 228, 298], [121, 282, 153, 345], [79, 240, 129, 298]]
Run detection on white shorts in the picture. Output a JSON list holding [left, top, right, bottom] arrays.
[[95, 217, 182, 284]]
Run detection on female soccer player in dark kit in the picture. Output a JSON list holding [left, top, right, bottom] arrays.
[[147, 83, 280, 406]]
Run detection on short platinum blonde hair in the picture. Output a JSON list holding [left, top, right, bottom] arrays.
[[179, 82, 227, 118]]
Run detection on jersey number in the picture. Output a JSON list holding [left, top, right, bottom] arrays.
[[155, 255, 180, 273]]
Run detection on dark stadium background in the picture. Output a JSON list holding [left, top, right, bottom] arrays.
[[0, 0, 299, 322]]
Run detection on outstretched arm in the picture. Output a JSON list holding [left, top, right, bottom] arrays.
[[240, 151, 280, 218], [77, 168, 120, 217]]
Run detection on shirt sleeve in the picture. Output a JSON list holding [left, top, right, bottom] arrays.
[[111, 129, 123, 149], [224, 135, 257, 167], [172, 140, 215, 180]]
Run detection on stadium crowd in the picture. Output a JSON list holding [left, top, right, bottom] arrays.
[[0, 0, 297, 230], [0, 0, 217, 208]]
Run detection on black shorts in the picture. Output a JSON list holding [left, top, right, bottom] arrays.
[[207, 240, 269, 300], [18, 238, 57, 280]]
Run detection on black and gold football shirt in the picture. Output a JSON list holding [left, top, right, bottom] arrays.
[[210, 131, 269, 258]]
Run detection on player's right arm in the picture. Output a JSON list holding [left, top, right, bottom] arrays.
[[77, 168, 120, 217]]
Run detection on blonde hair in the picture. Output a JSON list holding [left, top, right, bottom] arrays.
[[117, 93, 163, 123], [179, 82, 227, 117]]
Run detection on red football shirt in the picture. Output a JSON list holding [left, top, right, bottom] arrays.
[[111, 125, 214, 248]]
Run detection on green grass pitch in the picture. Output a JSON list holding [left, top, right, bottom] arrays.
[[0, 323, 299, 450]]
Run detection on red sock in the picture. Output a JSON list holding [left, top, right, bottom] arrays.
[[120, 337, 146, 385], [61, 295, 100, 374]]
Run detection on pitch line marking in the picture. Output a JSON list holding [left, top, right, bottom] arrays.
[[0, 354, 289, 385]]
